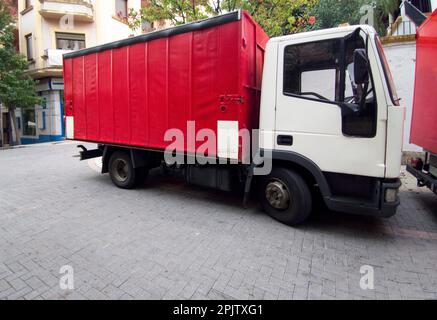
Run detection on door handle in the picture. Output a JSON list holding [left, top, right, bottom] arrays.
[[277, 135, 293, 146]]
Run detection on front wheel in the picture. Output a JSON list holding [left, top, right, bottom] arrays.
[[258, 168, 312, 226]]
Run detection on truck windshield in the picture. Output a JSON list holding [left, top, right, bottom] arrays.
[[375, 35, 400, 106]]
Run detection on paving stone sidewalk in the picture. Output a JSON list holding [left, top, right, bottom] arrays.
[[0, 142, 436, 300]]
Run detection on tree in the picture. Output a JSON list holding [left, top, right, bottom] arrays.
[[372, 0, 401, 35], [307, 0, 401, 35], [0, 0, 40, 145], [128, 0, 212, 31], [241, 0, 317, 37], [129, 0, 317, 37], [377, 0, 400, 24], [307, 0, 368, 30]]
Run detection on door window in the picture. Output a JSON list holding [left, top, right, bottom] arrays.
[[283, 39, 341, 103], [283, 33, 377, 138], [342, 33, 377, 137], [301, 69, 337, 101]]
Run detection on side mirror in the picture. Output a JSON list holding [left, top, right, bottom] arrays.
[[353, 49, 369, 85]]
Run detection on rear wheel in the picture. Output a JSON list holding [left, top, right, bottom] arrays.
[[259, 167, 312, 226], [109, 151, 138, 189]]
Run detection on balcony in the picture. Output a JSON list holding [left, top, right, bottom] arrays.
[[39, 0, 94, 23], [25, 49, 72, 79], [43, 49, 72, 68], [388, 20, 417, 36]]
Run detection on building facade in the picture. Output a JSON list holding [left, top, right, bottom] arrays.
[[15, 0, 143, 144], [382, 0, 436, 153]]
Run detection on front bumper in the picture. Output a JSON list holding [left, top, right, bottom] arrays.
[[326, 178, 401, 218], [379, 179, 402, 218]]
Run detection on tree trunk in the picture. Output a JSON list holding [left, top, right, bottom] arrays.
[[9, 107, 21, 146]]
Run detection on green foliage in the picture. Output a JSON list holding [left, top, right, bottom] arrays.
[[241, 0, 318, 37], [377, 0, 399, 16], [129, 0, 318, 37], [128, 0, 401, 38], [128, 0, 212, 30], [0, 1, 41, 111], [307, 0, 369, 30], [308, 0, 401, 35]]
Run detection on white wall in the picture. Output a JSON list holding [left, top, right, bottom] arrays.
[[383, 41, 422, 152], [95, 0, 142, 45]]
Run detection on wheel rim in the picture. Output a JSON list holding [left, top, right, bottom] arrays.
[[113, 159, 129, 182], [265, 179, 291, 210]]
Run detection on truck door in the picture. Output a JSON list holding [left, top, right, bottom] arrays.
[[274, 30, 387, 178]]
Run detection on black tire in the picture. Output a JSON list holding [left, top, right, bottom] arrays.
[[108, 151, 137, 189], [258, 167, 312, 226]]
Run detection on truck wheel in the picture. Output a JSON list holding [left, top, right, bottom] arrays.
[[108, 151, 137, 189], [259, 168, 312, 226]]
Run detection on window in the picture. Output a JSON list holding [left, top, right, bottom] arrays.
[[342, 33, 377, 137], [25, 34, 33, 60], [283, 39, 342, 103], [283, 33, 377, 138], [56, 33, 86, 50], [115, 0, 128, 18], [301, 69, 337, 101], [344, 34, 372, 104]]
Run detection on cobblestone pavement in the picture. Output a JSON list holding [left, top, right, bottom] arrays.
[[0, 142, 436, 300]]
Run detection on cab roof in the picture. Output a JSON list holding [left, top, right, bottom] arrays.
[[269, 25, 376, 44]]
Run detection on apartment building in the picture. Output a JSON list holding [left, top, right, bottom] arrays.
[[16, 0, 143, 144]]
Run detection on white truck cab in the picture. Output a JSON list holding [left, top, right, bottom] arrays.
[[256, 25, 405, 224]]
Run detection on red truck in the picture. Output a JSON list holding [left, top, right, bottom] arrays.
[[407, 9, 437, 195], [64, 11, 405, 226]]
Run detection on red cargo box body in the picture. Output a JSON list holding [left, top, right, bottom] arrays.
[[411, 9, 437, 154], [63, 11, 269, 161]]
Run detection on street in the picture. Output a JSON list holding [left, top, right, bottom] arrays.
[[0, 141, 436, 300]]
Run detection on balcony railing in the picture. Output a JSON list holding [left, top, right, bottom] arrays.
[[43, 49, 73, 68], [39, 0, 94, 22], [388, 20, 417, 36]]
